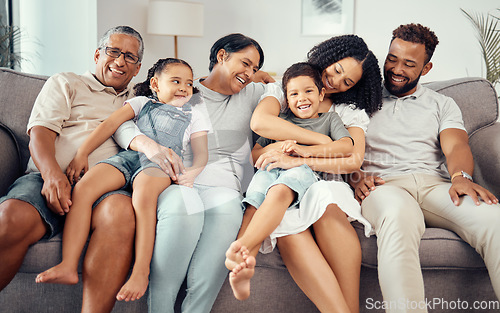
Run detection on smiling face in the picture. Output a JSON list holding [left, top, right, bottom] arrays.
[[286, 75, 325, 119], [322, 57, 363, 94], [150, 63, 194, 107], [216, 45, 261, 95], [384, 38, 432, 97], [94, 33, 141, 93]]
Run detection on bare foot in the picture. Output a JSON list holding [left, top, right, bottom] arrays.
[[229, 255, 256, 301], [35, 263, 79, 285], [225, 240, 249, 271], [116, 273, 149, 302]]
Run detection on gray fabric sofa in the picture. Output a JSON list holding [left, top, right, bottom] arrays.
[[0, 67, 498, 313]]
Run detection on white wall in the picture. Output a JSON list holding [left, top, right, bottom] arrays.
[[15, 0, 499, 88], [17, 0, 97, 76], [355, 0, 495, 83], [95, 0, 498, 86]]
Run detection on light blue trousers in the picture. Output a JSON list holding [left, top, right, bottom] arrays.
[[148, 184, 243, 313]]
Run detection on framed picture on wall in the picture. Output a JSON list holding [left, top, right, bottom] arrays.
[[301, 0, 354, 36]]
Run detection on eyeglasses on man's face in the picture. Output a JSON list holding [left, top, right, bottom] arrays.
[[102, 47, 140, 64]]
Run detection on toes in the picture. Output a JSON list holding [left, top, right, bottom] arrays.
[[246, 256, 256, 269]]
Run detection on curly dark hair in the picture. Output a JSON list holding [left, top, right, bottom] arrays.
[[307, 35, 382, 115], [392, 23, 439, 63], [133, 58, 199, 98]]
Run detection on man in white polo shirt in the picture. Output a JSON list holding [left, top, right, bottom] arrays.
[[351, 23, 500, 313]]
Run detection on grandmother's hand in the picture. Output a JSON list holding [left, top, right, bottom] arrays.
[[131, 135, 185, 181]]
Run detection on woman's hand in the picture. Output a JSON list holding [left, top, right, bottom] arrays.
[[66, 152, 88, 184], [130, 135, 185, 181], [145, 145, 185, 181], [255, 149, 303, 171], [352, 175, 385, 203]]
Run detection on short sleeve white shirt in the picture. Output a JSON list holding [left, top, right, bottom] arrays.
[[363, 85, 466, 178]]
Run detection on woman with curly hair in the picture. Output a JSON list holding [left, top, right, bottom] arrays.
[[226, 35, 382, 313]]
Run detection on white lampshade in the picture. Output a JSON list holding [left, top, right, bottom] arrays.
[[147, 1, 204, 37]]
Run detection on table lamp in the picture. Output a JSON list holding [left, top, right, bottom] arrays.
[[147, 0, 204, 58]]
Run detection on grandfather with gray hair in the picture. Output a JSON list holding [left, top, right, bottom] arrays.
[[0, 25, 143, 312]]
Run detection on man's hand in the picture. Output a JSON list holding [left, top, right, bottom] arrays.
[[352, 175, 385, 203], [449, 177, 499, 206], [41, 170, 72, 215]]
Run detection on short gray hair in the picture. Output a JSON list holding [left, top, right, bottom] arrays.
[[97, 26, 144, 62]]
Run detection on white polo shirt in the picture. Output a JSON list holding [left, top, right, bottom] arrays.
[[363, 85, 466, 179]]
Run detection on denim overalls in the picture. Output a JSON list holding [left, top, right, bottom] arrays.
[[136, 99, 192, 168]]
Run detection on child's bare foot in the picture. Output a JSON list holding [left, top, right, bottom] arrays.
[[35, 263, 79, 285], [116, 273, 149, 302], [229, 255, 256, 301], [225, 240, 249, 271]]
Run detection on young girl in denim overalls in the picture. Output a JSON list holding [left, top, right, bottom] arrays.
[[36, 58, 210, 302]]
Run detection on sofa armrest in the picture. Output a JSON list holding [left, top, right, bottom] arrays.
[[0, 123, 21, 196], [469, 122, 500, 198]]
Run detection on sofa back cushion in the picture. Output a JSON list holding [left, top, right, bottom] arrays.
[[0, 68, 48, 169], [0, 123, 21, 194], [424, 77, 499, 135]]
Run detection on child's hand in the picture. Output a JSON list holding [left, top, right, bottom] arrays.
[[66, 153, 88, 184], [281, 140, 311, 158], [176, 167, 197, 188]]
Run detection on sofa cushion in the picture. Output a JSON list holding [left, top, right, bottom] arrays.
[[20, 233, 87, 273], [0, 123, 21, 195], [469, 123, 500, 198], [424, 77, 499, 135], [0, 68, 48, 168], [250, 221, 486, 278]]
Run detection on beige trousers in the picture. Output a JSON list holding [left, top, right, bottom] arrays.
[[361, 173, 500, 313]]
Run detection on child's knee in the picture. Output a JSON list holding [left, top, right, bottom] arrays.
[[268, 184, 295, 199]]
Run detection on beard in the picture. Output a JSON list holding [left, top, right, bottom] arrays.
[[384, 70, 421, 96]]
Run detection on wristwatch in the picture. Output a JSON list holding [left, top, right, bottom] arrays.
[[451, 171, 473, 182]]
